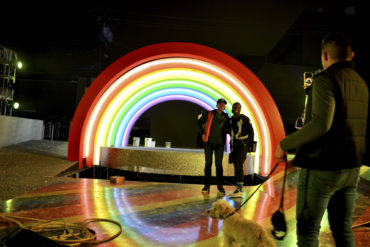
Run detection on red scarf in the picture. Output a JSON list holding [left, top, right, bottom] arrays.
[[204, 111, 214, 142]]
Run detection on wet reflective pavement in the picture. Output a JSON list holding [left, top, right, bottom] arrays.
[[1, 166, 369, 246]]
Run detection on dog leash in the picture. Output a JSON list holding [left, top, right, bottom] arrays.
[[225, 159, 289, 240], [225, 161, 282, 218]]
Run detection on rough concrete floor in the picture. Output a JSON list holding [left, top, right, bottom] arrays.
[[0, 140, 78, 201]]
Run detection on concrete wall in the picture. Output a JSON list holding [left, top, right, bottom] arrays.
[[0, 116, 43, 148]]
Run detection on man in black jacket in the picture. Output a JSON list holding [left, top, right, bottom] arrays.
[[275, 33, 368, 247], [229, 102, 254, 198], [197, 98, 230, 195]]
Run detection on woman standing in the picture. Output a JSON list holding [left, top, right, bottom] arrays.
[[229, 102, 254, 197]]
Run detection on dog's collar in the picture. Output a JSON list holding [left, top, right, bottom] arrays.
[[224, 210, 236, 219]]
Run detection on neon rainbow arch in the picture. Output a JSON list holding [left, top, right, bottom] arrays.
[[68, 42, 285, 175]]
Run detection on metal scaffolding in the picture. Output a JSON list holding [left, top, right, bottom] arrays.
[[0, 44, 17, 116]]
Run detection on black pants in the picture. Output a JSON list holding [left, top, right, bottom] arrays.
[[204, 142, 224, 186], [233, 144, 248, 184]]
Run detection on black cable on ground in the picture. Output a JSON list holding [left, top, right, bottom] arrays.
[[0, 215, 122, 246]]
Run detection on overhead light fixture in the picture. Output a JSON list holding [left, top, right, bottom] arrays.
[[13, 102, 20, 109]]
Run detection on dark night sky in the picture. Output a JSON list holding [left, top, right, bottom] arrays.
[[2, 1, 301, 75], [1, 0, 368, 137], [2, 1, 365, 76]]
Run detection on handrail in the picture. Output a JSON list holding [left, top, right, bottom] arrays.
[[43, 122, 70, 140]]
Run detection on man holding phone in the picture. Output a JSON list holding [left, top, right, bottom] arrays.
[[275, 33, 368, 247]]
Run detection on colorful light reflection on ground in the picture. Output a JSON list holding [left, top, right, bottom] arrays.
[[1, 166, 369, 246]]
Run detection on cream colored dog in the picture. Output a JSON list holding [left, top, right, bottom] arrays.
[[207, 199, 276, 247]]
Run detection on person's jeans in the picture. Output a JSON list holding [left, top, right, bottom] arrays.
[[204, 142, 224, 186], [233, 144, 248, 184], [296, 167, 360, 247]]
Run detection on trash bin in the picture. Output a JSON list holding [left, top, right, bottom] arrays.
[[244, 153, 255, 175]]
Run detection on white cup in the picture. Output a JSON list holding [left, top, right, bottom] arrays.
[[145, 138, 152, 147], [133, 137, 140, 147], [151, 141, 156, 147]]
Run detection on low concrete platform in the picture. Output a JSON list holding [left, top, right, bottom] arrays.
[[100, 146, 257, 177]]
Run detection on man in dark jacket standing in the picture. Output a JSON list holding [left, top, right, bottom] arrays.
[[229, 102, 254, 198], [198, 98, 230, 195], [275, 33, 368, 247]]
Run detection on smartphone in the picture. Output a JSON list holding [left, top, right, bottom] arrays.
[[303, 72, 313, 88]]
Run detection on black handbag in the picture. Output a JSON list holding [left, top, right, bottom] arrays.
[[228, 151, 234, 164], [250, 141, 257, 152], [271, 210, 287, 240], [271, 160, 288, 240]]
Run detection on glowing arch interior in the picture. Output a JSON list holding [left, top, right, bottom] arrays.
[[68, 43, 285, 176]]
